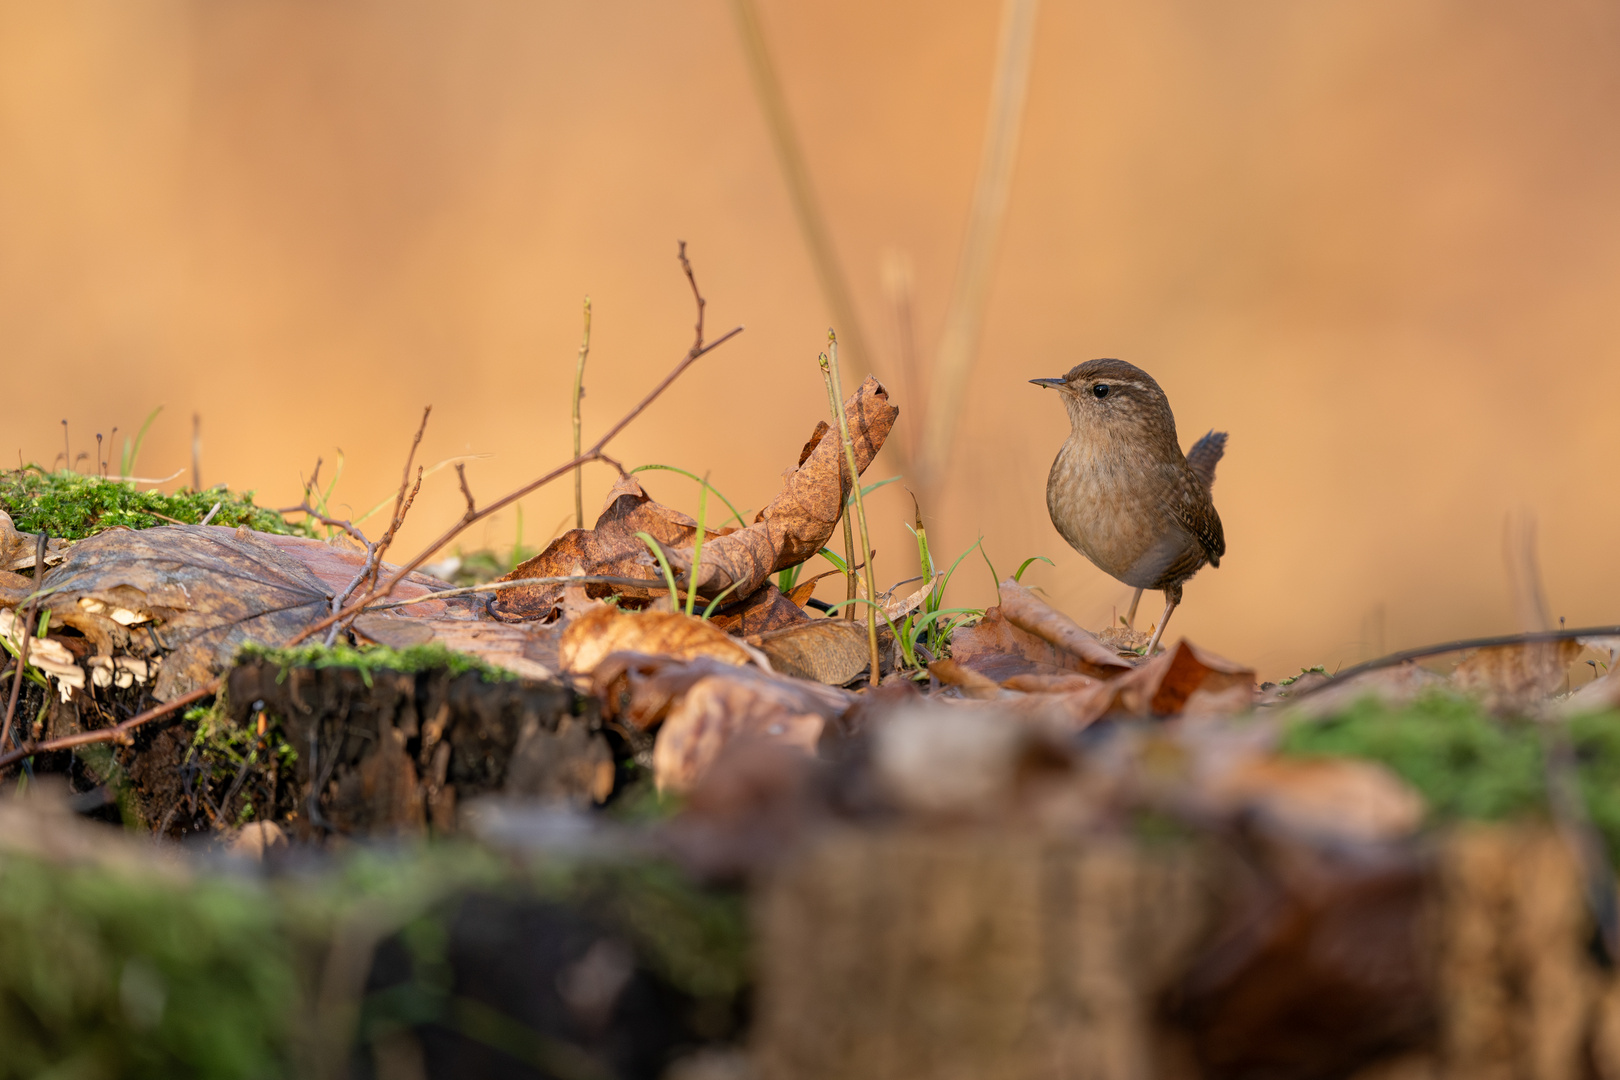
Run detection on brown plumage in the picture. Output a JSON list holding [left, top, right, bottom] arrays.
[[1031, 358, 1226, 655]]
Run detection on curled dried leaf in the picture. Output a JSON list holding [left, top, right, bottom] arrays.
[[666, 377, 898, 601]]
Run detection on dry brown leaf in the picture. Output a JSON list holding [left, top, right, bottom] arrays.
[[950, 607, 1096, 683], [653, 667, 848, 793], [927, 658, 1002, 698], [247, 529, 455, 615], [491, 473, 709, 621], [1450, 639, 1583, 711], [664, 376, 898, 602], [1095, 625, 1151, 654], [996, 580, 1134, 676], [350, 613, 436, 649], [883, 575, 937, 621], [749, 619, 871, 685], [558, 605, 752, 675], [706, 583, 812, 637], [1000, 672, 1102, 694], [1278, 662, 1447, 721], [1106, 638, 1255, 717], [37, 524, 331, 699]]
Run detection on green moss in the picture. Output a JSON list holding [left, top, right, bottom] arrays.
[[1279, 691, 1620, 858], [0, 468, 295, 541], [238, 641, 516, 683], [0, 856, 298, 1080]]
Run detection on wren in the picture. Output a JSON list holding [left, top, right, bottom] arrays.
[[1032, 358, 1226, 656]]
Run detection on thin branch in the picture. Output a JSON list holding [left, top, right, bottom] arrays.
[[1288, 624, 1620, 702], [456, 463, 476, 517], [677, 240, 706, 355], [0, 677, 221, 772], [284, 255, 742, 647], [364, 574, 683, 610]]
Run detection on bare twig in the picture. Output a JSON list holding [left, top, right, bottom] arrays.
[[322, 409, 429, 645], [677, 241, 705, 354], [823, 334, 881, 686], [572, 297, 593, 530], [456, 463, 476, 517], [1290, 624, 1620, 702], [1, 532, 46, 751], [0, 677, 220, 773], [285, 250, 742, 647], [364, 574, 684, 610]]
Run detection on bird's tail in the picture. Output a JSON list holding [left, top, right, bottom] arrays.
[[1187, 430, 1227, 488]]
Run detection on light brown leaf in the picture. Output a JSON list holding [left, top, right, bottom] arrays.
[[749, 619, 871, 685], [558, 606, 752, 675], [653, 669, 846, 793]]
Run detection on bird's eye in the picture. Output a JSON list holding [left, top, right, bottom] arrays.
[[1092, 384, 1110, 399]]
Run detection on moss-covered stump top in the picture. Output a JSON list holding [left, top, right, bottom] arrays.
[[0, 468, 292, 540]]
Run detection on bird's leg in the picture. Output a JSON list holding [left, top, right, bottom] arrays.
[[1144, 584, 1183, 656], [1124, 588, 1144, 629]]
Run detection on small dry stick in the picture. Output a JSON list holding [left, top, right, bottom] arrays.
[[572, 297, 593, 530], [322, 409, 430, 645], [0, 535, 47, 751], [822, 333, 881, 686], [285, 244, 742, 647], [0, 677, 220, 772]]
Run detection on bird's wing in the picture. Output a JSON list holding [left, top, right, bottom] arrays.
[[1163, 468, 1225, 568], [1186, 430, 1227, 489]]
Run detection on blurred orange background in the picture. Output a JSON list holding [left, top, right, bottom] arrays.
[[4, 0, 1619, 680]]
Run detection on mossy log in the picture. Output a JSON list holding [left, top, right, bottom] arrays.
[[227, 659, 609, 837]]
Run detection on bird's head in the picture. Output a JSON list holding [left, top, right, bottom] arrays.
[[1030, 358, 1178, 451]]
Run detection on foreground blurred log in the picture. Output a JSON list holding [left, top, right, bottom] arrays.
[[754, 826, 1212, 1080], [750, 821, 1620, 1080]]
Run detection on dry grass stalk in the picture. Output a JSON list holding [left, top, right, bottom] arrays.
[[917, 0, 1041, 500], [572, 296, 593, 530], [822, 333, 881, 686], [728, 0, 874, 380]]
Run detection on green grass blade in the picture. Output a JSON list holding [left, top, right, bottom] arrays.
[[1014, 555, 1054, 583], [121, 405, 163, 478], [701, 580, 743, 619], [686, 482, 709, 617], [636, 531, 682, 613], [630, 464, 747, 528]]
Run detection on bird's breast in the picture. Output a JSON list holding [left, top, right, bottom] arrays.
[[1046, 438, 1179, 587]]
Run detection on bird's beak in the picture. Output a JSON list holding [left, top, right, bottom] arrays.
[[1029, 377, 1065, 390]]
